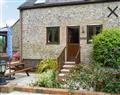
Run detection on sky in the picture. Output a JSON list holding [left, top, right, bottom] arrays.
[[0, 0, 26, 28]]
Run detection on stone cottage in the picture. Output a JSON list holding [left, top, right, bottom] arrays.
[[12, 19, 20, 51], [18, 0, 120, 68]]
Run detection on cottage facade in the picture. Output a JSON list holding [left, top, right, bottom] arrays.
[[12, 19, 20, 51], [19, 0, 120, 65]]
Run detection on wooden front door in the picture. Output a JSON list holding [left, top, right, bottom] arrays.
[[67, 26, 80, 61]]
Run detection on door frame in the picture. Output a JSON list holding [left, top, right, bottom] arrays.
[[66, 26, 80, 61]]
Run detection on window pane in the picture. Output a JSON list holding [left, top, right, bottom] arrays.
[[0, 35, 7, 53], [55, 29, 59, 43], [68, 27, 79, 43], [88, 26, 94, 42], [96, 26, 102, 35], [47, 27, 59, 44], [48, 28, 52, 43], [87, 25, 102, 43], [0, 36, 2, 52]]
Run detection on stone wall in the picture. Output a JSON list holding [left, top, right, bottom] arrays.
[[12, 19, 20, 51], [21, 1, 120, 63]]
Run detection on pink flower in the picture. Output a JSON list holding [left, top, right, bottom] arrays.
[[13, 52, 20, 61]]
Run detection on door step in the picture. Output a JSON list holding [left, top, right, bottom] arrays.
[[58, 73, 65, 77], [63, 64, 75, 69], [64, 61, 75, 65], [58, 73, 68, 81], [61, 69, 70, 73]]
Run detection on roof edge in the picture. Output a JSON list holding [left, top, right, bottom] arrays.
[[12, 19, 20, 28], [18, 0, 120, 10]]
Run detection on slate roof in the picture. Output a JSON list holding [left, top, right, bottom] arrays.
[[18, 0, 120, 10], [0, 27, 8, 32]]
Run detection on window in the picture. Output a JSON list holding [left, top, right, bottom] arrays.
[[0, 35, 7, 53], [87, 25, 102, 43], [47, 27, 60, 44]]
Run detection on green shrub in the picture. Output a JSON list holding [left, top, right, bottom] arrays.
[[93, 28, 120, 67], [32, 70, 61, 88], [102, 78, 120, 94], [36, 59, 58, 73], [63, 64, 120, 94], [32, 59, 61, 88], [63, 64, 96, 91]]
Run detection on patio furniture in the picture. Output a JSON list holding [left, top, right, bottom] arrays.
[[5, 61, 32, 77], [1, 27, 32, 78]]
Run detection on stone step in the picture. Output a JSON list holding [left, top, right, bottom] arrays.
[[63, 65, 75, 69], [58, 61, 76, 82], [58, 73, 66, 82], [64, 61, 75, 65], [61, 69, 70, 73], [58, 73, 65, 77], [58, 77, 66, 82]]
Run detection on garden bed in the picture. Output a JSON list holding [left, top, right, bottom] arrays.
[[31, 59, 120, 94]]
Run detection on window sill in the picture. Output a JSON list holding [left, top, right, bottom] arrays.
[[46, 43, 60, 45]]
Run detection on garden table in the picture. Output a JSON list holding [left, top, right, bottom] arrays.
[[5, 61, 32, 77]]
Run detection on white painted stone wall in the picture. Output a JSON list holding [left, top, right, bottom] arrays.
[[21, 1, 120, 63]]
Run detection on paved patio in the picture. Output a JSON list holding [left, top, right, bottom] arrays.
[[0, 91, 47, 95], [6, 73, 38, 86], [0, 73, 50, 95]]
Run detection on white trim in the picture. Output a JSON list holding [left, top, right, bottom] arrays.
[[35, 0, 46, 4]]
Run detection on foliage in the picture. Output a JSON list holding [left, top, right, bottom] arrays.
[[63, 64, 96, 91], [32, 70, 61, 88], [32, 59, 61, 88], [92, 28, 120, 67], [36, 59, 58, 73], [102, 78, 120, 93], [63, 64, 120, 94]]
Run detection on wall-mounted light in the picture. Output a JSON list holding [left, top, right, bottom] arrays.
[[82, 26, 85, 33]]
